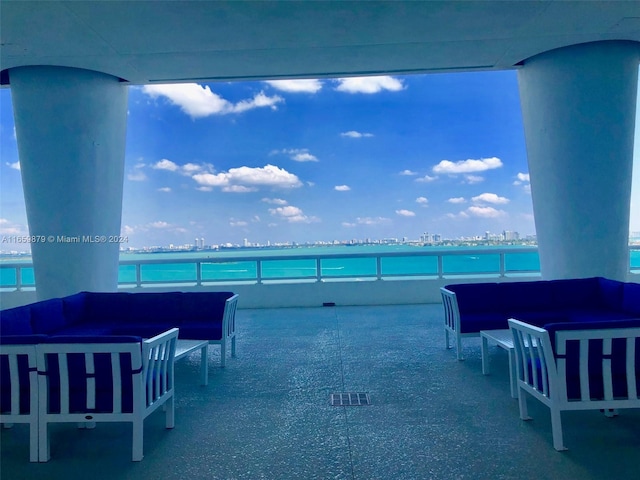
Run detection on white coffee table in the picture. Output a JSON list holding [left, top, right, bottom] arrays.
[[480, 329, 521, 398], [175, 339, 209, 386]]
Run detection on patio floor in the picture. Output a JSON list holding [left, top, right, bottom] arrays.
[[2, 304, 638, 479]]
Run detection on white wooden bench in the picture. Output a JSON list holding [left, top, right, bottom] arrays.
[[508, 319, 640, 450]]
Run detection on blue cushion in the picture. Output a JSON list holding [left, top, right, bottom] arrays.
[[0, 334, 48, 345], [447, 283, 499, 314], [621, 282, 640, 315], [549, 277, 603, 309], [597, 278, 625, 310], [125, 292, 185, 325], [30, 298, 71, 334], [499, 281, 555, 312], [0, 306, 33, 335], [180, 292, 231, 322], [62, 292, 89, 325], [83, 292, 133, 324]]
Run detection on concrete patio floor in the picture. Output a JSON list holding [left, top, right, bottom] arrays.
[[1, 304, 638, 479]]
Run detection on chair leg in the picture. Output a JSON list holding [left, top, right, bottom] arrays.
[[445, 329, 450, 349], [550, 408, 567, 451], [132, 418, 144, 462], [518, 388, 531, 421], [456, 334, 464, 361], [29, 420, 38, 463], [38, 421, 51, 462], [231, 335, 236, 358], [165, 396, 175, 429]]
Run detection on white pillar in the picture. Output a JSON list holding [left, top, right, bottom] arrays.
[[518, 41, 639, 281], [10, 66, 128, 299]]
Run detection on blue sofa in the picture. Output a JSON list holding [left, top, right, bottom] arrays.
[[441, 277, 640, 360], [0, 290, 239, 366]]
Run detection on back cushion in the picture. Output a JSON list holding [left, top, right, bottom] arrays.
[[597, 278, 624, 310], [62, 292, 89, 325], [84, 292, 133, 324], [0, 306, 33, 335], [126, 292, 185, 325], [29, 298, 69, 334], [447, 283, 499, 314], [549, 277, 602, 309], [499, 281, 554, 312], [180, 292, 230, 321], [622, 282, 640, 315]]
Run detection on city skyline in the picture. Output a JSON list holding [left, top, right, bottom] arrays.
[[1, 71, 639, 251]]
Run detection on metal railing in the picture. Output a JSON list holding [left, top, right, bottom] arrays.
[[1, 245, 638, 291]]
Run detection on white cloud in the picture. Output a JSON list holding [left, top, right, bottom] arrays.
[[157, 187, 172, 193], [466, 206, 507, 218], [0, 218, 24, 235], [433, 157, 503, 174], [340, 131, 374, 138], [399, 170, 417, 176], [193, 164, 302, 191], [270, 148, 318, 162], [513, 172, 532, 193], [153, 159, 179, 171], [335, 76, 405, 94], [230, 220, 248, 227], [265, 79, 323, 93], [396, 209, 415, 217], [149, 221, 171, 229], [335, 185, 351, 191], [448, 197, 466, 204], [142, 83, 283, 118], [262, 198, 288, 205], [355, 217, 392, 226], [6, 161, 20, 171], [122, 225, 135, 235], [464, 175, 484, 184], [416, 197, 428, 205], [268, 205, 318, 223], [516, 172, 530, 182], [127, 163, 147, 181], [471, 193, 510, 205], [416, 175, 437, 183]]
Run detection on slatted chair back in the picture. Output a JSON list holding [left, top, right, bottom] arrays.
[[36, 328, 179, 462], [0, 342, 40, 462]]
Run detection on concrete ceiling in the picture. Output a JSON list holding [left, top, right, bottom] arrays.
[[1, 1, 640, 85]]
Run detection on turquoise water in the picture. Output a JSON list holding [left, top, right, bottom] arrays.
[[2, 245, 639, 286]]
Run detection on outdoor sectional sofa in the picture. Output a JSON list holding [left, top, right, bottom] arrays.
[[0, 290, 239, 366], [441, 277, 640, 360]]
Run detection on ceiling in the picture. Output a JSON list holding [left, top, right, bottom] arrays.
[[1, 1, 640, 85]]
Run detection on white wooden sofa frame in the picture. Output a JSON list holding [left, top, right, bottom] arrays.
[[441, 287, 471, 360], [0, 344, 40, 462], [508, 319, 640, 451], [214, 293, 239, 367], [36, 328, 179, 462]]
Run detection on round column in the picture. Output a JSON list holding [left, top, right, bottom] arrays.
[[518, 41, 639, 281], [10, 66, 128, 299]]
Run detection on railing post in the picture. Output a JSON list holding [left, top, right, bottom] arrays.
[[316, 258, 322, 282], [376, 256, 382, 280], [437, 255, 444, 279], [196, 261, 202, 286], [499, 253, 506, 277], [136, 264, 142, 288], [16, 266, 22, 292], [256, 260, 263, 284]]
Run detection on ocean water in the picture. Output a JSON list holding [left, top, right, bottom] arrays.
[[3, 245, 639, 286]]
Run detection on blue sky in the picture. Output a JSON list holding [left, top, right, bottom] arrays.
[[1, 71, 639, 250]]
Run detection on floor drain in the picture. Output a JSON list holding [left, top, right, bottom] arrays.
[[330, 392, 371, 406]]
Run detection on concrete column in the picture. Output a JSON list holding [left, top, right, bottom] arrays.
[[518, 41, 639, 281], [10, 66, 128, 299]]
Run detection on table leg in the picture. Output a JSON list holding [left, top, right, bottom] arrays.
[[481, 335, 490, 375], [200, 343, 208, 386]]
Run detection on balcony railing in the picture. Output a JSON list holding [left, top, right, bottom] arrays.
[[2, 245, 639, 292]]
